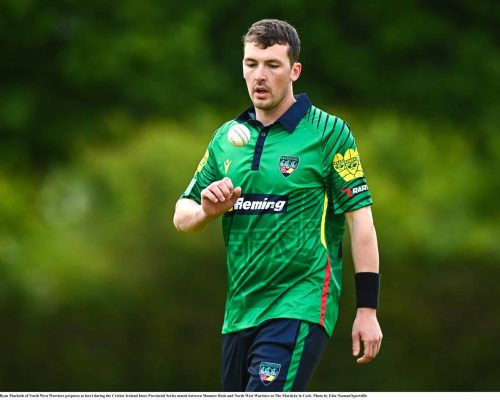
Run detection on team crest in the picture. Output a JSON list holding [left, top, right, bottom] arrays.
[[259, 362, 281, 386], [279, 156, 299, 177]]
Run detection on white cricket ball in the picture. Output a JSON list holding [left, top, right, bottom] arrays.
[[227, 124, 251, 147]]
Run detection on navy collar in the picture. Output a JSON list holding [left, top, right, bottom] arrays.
[[235, 93, 312, 133]]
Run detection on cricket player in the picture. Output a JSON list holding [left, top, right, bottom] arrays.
[[173, 19, 382, 392]]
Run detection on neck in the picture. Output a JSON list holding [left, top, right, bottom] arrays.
[[255, 92, 296, 127]]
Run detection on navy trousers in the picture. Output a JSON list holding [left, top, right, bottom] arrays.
[[221, 318, 329, 392]]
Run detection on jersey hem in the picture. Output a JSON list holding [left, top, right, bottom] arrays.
[[222, 313, 336, 337]]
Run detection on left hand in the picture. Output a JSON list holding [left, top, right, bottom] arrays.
[[352, 308, 383, 364]]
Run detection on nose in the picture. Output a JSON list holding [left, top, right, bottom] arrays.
[[254, 65, 267, 82]]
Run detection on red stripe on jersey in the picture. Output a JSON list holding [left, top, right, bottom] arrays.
[[319, 256, 331, 327]]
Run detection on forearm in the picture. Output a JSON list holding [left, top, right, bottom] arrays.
[[173, 199, 215, 233], [347, 207, 383, 363], [346, 206, 380, 309], [346, 206, 379, 274]]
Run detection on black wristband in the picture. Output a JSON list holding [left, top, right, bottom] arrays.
[[355, 272, 380, 309]]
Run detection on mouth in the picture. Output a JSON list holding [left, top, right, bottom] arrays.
[[253, 86, 270, 99]]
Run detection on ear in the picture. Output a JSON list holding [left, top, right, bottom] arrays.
[[290, 62, 302, 82]]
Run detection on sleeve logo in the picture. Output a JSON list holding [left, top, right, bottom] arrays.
[[341, 184, 369, 198], [333, 149, 364, 182], [196, 149, 209, 173]]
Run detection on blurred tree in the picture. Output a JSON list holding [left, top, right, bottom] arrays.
[[1, 0, 498, 169], [0, 0, 219, 169]]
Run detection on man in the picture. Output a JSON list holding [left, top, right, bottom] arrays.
[[173, 19, 382, 392]]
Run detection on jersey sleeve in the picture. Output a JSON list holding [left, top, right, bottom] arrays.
[[180, 135, 219, 204], [322, 117, 373, 214]]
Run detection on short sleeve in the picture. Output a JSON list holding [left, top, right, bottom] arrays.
[[180, 141, 218, 204], [322, 117, 373, 214]]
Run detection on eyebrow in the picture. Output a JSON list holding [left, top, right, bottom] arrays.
[[243, 57, 283, 64]]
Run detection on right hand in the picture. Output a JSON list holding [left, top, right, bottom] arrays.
[[200, 177, 241, 218], [352, 308, 383, 365]]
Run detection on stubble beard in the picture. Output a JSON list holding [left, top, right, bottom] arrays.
[[252, 89, 288, 112]]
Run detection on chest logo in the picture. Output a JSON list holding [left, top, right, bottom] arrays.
[[224, 159, 232, 174], [279, 155, 300, 178]]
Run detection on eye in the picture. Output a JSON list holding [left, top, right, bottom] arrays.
[[269, 64, 280, 69], [245, 62, 257, 68]]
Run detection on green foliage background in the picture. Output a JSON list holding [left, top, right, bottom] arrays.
[[0, 0, 499, 391]]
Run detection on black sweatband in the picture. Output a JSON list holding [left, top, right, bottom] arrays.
[[355, 272, 380, 309]]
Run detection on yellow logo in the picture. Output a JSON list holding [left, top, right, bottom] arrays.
[[333, 149, 364, 181], [196, 149, 209, 173], [224, 159, 232, 174]]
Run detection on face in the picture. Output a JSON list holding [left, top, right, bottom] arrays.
[[243, 42, 301, 112]]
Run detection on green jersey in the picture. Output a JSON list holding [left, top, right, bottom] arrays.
[[181, 94, 372, 336]]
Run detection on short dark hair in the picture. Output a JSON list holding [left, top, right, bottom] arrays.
[[243, 19, 301, 65]]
